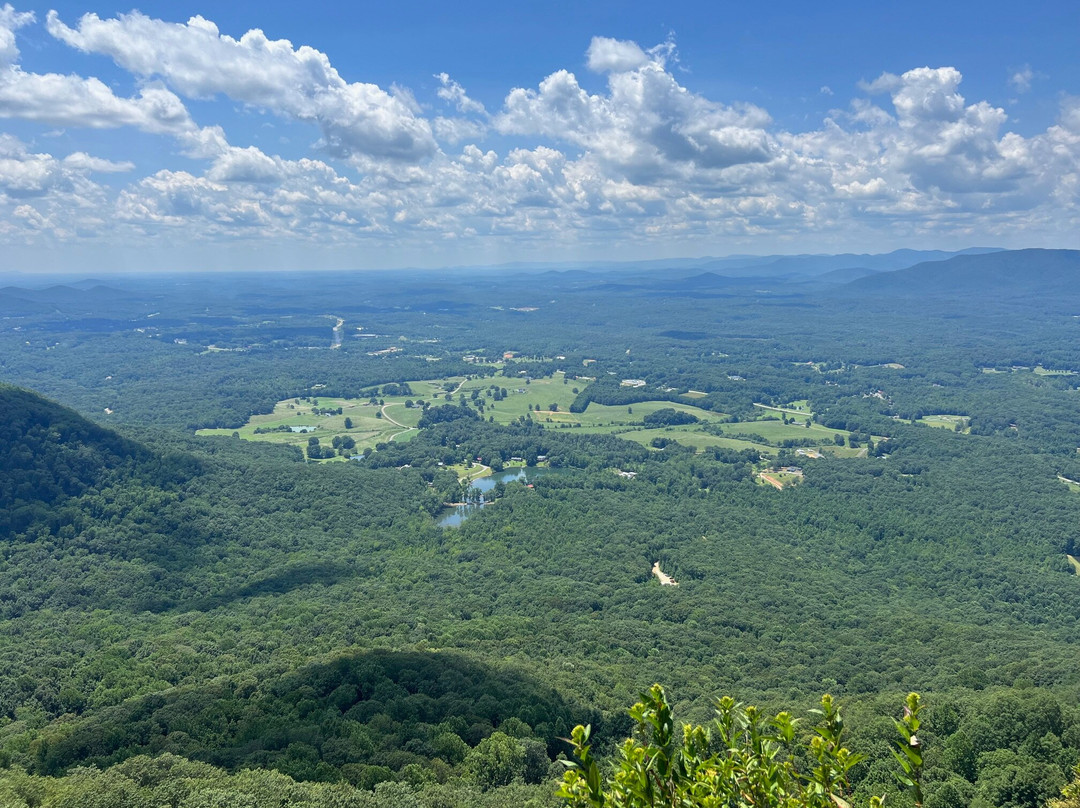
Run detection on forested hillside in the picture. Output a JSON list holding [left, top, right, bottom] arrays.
[[3, 252, 1080, 806]]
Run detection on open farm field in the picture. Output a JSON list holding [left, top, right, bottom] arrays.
[[917, 414, 970, 431], [757, 469, 804, 489], [821, 444, 870, 458], [381, 402, 425, 428], [621, 427, 774, 454], [556, 399, 721, 428], [445, 372, 729, 432], [198, 369, 869, 461], [456, 371, 579, 420], [197, 397, 391, 451], [1034, 366, 1077, 376], [723, 418, 847, 444], [196, 381, 449, 455], [754, 401, 813, 416]]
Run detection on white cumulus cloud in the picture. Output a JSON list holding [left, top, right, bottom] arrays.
[[46, 10, 437, 162], [586, 36, 650, 73], [435, 73, 486, 115], [0, 3, 33, 65], [496, 41, 773, 183]]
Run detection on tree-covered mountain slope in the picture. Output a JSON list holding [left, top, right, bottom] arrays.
[[845, 248, 1080, 298], [0, 384, 184, 535]]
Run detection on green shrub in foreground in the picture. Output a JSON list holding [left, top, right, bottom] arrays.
[[558, 686, 926, 808]]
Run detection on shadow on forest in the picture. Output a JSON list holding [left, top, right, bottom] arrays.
[[176, 560, 357, 613], [33, 649, 607, 785]]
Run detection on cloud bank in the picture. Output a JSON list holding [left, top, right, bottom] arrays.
[[1, 6, 1079, 266]]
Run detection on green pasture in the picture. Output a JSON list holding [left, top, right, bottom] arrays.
[[408, 376, 469, 397], [457, 372, 723, 430], [456, 371, 580, 421], [198, 371, 871, 461], [195, 372, 496, 457], [380, 402, 425, 428], [917, 414, 969, 432], [753, 402, 814, 417], [196, 384, 439, 456], [620, 427, 774, 454], [780, 399, 812, 413], [821, 445, 868, 458], [1059, 476, 1080, 494], [1034, 366, 1077, 376], [444, 461, 493, 482], [723, 418, 843, 444], [559, 399, 722, 429]]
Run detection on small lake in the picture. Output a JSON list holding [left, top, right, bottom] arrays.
[[437, 467, 563, 527]]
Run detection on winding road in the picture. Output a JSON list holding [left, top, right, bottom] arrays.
[[380, 403, 417, 442], [381, 377, 469, 442]]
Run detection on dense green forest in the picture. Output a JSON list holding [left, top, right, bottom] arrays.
[[3, 251, 1080, 806]]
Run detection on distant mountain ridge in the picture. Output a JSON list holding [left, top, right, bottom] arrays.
[[0, 248, 1007, 290], [697, 247, 1003, 278], [488, 247, 1004, 279], [0, 283, 131, 316], [843, 248, 1080, 298], [518, 248, 1028, 299]]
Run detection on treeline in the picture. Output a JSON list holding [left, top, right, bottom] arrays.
[[29, 649, 590, 788], [7, 682, 1080, 808], [0, 754, 564, 808], [568, 379, 689, 414], [366, 407, 652, 473], [0, 332, 480, 430]]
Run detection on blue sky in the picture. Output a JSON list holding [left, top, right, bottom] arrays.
[[1, 1, 1078, 272]]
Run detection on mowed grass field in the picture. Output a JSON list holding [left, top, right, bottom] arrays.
[[620, 428, 773, 454], [455, 371, 579, 422], [723, 418, 845, 443], [456, 372, 722, 429], [199, 370, 866, 460], [753, 400, 812, 416], [196, 381, 449, 458], [917, 414, 969, 432], [1034, 366, 1077, 376]]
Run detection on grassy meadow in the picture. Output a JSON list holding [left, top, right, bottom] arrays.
[[917, 413, 970, 432], [198, 370, 869, 461]]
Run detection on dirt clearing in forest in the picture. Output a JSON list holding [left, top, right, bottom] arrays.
[[652, 561, 678, 586]]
